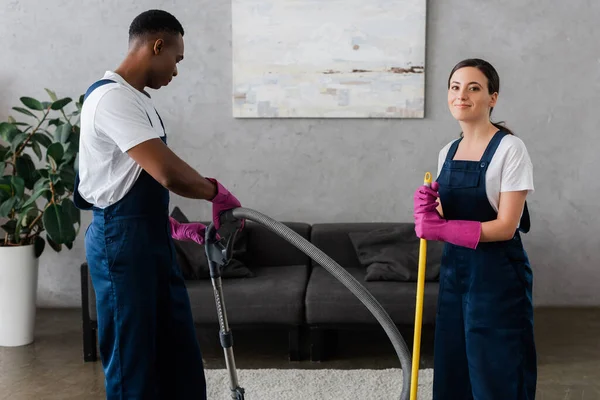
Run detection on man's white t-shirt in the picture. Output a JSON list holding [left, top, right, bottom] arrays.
[[436, 134, 534, 213], [78, 71, 165, 208]]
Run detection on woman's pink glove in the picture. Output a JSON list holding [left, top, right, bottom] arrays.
[[169, 217, 207, 245], [206, 178, 243, 230], [414, 210, 481, 250], [413, 181, 440, 214]]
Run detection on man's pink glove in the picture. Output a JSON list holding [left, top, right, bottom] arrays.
[[169, 217, 207, 245], [206, 178, 243, 230], [413, 181, 481, 250]]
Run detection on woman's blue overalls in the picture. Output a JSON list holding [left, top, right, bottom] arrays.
[[434, 130, 537, 399], [75, 80, 207, 399]]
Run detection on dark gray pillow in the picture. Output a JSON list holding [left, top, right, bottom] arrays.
[[348, 225, 443, 282], [170, 207, 254, 280]]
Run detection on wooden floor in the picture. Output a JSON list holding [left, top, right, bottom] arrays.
[[1, 307, 599, 399]]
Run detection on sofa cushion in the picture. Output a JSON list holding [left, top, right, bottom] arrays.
[[310, 223, 404, 270], [170, 207, 254, 280], [305, 267, 439, 326], [348, 225, 443, 282], [186, 265, 309, 325], [242, 222, 312, 268]]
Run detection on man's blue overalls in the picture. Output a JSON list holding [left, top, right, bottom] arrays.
[[434, 130, 537, 399], [75, 80, 207, 399]]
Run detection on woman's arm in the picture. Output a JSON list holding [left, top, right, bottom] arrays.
[[479, 190, 528, 242]]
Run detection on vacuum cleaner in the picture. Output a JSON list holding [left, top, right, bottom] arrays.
[[205, 174, 432, 400]]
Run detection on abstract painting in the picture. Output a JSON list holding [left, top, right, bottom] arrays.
[[232, 0, 427, 118]]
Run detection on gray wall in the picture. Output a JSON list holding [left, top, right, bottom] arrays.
[[2, 0, 598, 307]]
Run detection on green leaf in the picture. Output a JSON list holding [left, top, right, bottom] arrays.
[[51, 98, 72, 110], [38, 169, 49, 179], [11, 176, 25, 199], [59, 165, 76, 191], [62, 146, 76, 164], [69, 125, 80, 148], [47, 118, 62, 127], [0, 179, 11, 195], [0, 162, 5, 177], [47, 235, 62, 252], [43, 203, 76, 245], [54, 123, 72, 143], [53, 180, 65, 196], [34, 236, 45, 258], [15, 156, 37, 189], [1, 219, 17, 235], [14, 206, 34, 239], [10, 132, 29, 153], [12, 107, 37, 119], [62, 198, 80, 225], [20, 97, 44, 111], [32, 141, 42, 160], [45, 89, 58, 102], [0, 197, 17, 217], [21, 187, 49, 209], [32, 132, 52, 148], [47, 142, 64, 165], [78, 94, 84, 105], [0, 144, 9, 160], [0, 122, 20, 142], [33, 176, 50, 192]]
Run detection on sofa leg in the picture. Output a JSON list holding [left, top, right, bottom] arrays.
[[288, 327, 301, 362], [310, 327, 325, 362], [81, 263, 98, 362]]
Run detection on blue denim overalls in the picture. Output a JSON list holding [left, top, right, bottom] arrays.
[[433, 130, 537, 399], [75, 80, 207, 399]]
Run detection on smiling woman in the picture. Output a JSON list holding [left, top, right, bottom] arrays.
[[412, 58, 537, 400]]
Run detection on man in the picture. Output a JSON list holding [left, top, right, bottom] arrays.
[[75, 9, 241, 399]]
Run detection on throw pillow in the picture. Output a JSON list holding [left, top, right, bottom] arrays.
[[170, 207, 254, 280], [348, 225, 443, 282]]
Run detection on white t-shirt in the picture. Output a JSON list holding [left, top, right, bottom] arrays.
[[77, 71, 165, 208], [437, 134, 534, 213]]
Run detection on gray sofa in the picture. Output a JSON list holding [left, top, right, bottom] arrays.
[[80, 216, 442, 363]]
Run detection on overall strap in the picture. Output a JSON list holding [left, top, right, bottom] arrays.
[[83, 79, 116, 102], [479, 130, 508, 166], [74, 79, 117, 210], [444, 138, 462, 161]]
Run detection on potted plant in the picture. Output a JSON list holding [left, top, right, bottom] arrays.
[[0, 89, 83, 347]]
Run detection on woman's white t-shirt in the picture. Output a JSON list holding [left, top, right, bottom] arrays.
[[436, 134, 534, 213]]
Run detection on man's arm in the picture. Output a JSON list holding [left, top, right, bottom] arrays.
[[127, 138, 217, 200]]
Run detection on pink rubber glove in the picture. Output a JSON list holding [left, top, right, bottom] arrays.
[[414, 210, 482, 250], [169, 217, 207, 245], [413, 181, 440, 214], [206, 178, 243, 230]]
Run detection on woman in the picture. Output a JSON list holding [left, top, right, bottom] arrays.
[[413, 58, 537, 399]]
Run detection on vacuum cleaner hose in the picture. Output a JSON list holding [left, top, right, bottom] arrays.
[[217, 207, 412, 400]]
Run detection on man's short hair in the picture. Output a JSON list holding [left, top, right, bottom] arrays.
[[129, 10, 184, 41]]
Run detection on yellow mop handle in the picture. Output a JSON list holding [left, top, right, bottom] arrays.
[[410, 171, 432, 400]]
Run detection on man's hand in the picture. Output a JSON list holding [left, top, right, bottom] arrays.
[[169, 216, 207, 245], [206, 178, 243, 230]]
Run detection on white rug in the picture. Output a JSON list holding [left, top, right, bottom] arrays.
[[205, 368, 433, 400]]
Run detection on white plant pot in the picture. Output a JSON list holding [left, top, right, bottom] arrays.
[[0, 244, 39, 347]]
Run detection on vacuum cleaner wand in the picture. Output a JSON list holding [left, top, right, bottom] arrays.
[[205, 221, 245, 400], [206, 208, 413, 400]]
